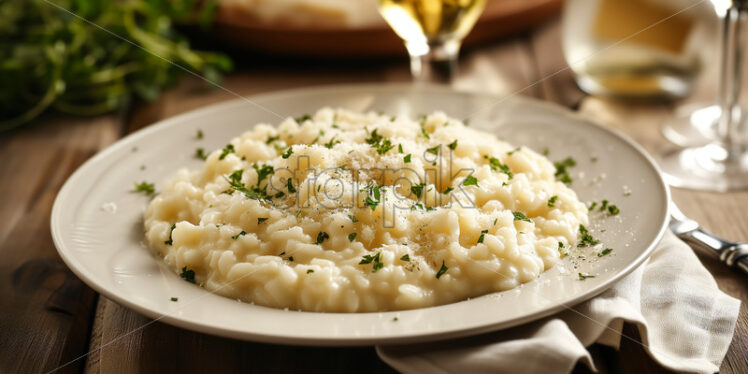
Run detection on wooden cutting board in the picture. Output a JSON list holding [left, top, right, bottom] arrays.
[[212, 0, 563, 57]]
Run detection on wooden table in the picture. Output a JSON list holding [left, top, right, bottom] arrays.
[[1, 17, 746, 373]]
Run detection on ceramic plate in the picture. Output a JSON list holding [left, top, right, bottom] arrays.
[[51, 84, 669, 345]]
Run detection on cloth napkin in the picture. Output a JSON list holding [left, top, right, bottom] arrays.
[[377, 232, 741, 374]]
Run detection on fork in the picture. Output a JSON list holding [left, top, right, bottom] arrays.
[[669, 200, 748, 275]]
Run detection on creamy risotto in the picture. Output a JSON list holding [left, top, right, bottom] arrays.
[[144, 108, 589, 312]]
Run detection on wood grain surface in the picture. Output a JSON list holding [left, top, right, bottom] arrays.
[[0, 17, 745, 374]]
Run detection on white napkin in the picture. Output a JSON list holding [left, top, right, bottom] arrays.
[[377, 232, 741, 374]]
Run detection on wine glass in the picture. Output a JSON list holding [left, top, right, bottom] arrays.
[[657, 0, 748, 191], [376, 0, 487, 81]]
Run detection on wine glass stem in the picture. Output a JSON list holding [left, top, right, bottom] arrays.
[[717, 4, 747, 159], [406, 39, 461, 82]]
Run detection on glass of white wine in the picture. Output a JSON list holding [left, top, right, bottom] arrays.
[[377, 0, 487, 81]]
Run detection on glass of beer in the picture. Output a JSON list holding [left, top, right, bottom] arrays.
[[377, 0, 487, 81]]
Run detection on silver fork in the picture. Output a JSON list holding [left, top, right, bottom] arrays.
[[669, 200, 748, 275]]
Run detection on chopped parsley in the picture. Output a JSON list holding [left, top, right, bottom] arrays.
[[411, 183, 425, 199], [400, 254, 410, 262], [443, 187, 454, 194], [589, 202, 598, 211], [281, 146, 293, 159], [436, 260, 448, 279], [425, 145, 440, 155], [288, 256, 294, 262], [134, 181, 155, 195], [392, 317, 398, 322], [195, 147, 207, 160], [323, 136, 340, 149], [348, 215, 358, 223], [600, 200, 609, 211], [463, 176, 479, 187], [286, 178, 296, 193], [507, 147, 521, 155], [598, 248, 613, 257], [578, 225, 600, 247], [348, 233, 357, 242], [231, 230, 246, 240], [219, 144, 235, 160], [512, 211, 532, 223], [265, 135, 280, 144], [608, 205, 620, 215], [542, 147, 550, 156], [164, 224, 176, 245], [295, 114, 311, 123], [316, 231, 330, 244], [225, 167, 272, 201], [257, 217, 268, 224], [558, 242, 564, 249], [554, 157, 576, 184], [253, 164, 274, 184], [364, 184, 382, 211], [448, 140, 458, 150], [404, 154, 412, 163], [477, 229, 488, 244], [196, 129, 204, 139], [578, 273, 596, 280], [170, 297, 178, 302], [307, 269, 314, 274], [548, 195, 558, 208], [359, 252, 384, 272], [365, 129, 395, 155], [420, 119, 430, 139], [179, 267, 195, 283], [398, 144, 403, 153], [484, 156, 514, 179]]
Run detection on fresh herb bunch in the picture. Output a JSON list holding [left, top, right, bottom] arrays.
[[0, 0, 232, 131]]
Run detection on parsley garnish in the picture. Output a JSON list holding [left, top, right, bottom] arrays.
[[348, 233, 357, 242], [400, 254, 410, 262], [578, 225, 600, 247], [608, 205, 620, 215], [411, 183, 425, 199], [265, 135, 280, 144], [348, 215, 358, 223], [324, 136, 340, 149], [598, 248, 613, 257], [554, 157, 576, 184], [436, 260, 448, 279], [195, 147, 207, 160], [134, 181, 155, 195], [443, 187, 454, 194], [295, 114, 311, 123], [231, 230, 246, 240], [170, 297, 178, 302], [485, 156, 514, 179], [316, 231, 329, 244], [420, 122, 430, 139], [578, 273, 596, 280], [463, 176, 479, 187], [307, 269, 314, 274], [219, 144, 235, 160], [196, 129, 204, 139], [359, 252, 383, 272], [558, 242, 564, 249], [164, 224, 176, 245], [225, 169, 270, 201], [507, 147, 520, 155], [288, 256, 294, 262], [477, 229, 488, 244], [404, 154, 412, 163], [548, 195, 558, 208], [513, 212, 532, 223], [365, 129, 395, 155], [253, 164, 274, 184], [364, 184, 382, 211], [257, 217, 268, 224], [180, 267, 195, 283], [589, 202, 598, 211], [448, 140, 458, 150], [600, 200, 609, 211], [426, 145, 440, 155], [286, 178, 296, 193], [281, 146, 293, 159], [398, 144, 403, 153]]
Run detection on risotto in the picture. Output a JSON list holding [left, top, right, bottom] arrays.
[[144, 108, 588, 312]]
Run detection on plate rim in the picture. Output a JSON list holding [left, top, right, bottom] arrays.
[[51, 83, 670, 346]]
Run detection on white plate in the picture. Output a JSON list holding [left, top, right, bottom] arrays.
[[51, 84, 669, 346]]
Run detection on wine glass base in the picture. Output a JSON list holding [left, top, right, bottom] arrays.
[[657, 144, 748, 192], [661, 104, 721, 147]]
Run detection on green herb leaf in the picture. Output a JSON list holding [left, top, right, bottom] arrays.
[[195, 148, 207, 160], [257, 217, 268, 224], [463, 176, 479, 187], [578, 225, 600, 247], [316, 231, 330, 244], [411, 183, 425, 199], [164, 224, 176, 245], [196, 129, 204, 139], [512, 211, 532, 223], [554, 157, 576, 184], [426, 145, 440, 155], [219, 144, 235, 160], [448, 140, 458, 150], [281, 146, 293, 159], [265, 135, 280, 144], [404, 154, 412, 163], [286, 178, 296, 193], [400, 254, 410, 262], [608, 205, 620, 215], [443, 187, 454, 194], [134, 181, 155, 195], [348, 233, 357, 242], [180, 267, 195, 283], [170, 297, 178, 302], [348, 215, 358, 223], [485, 156, 514, 179], [598, 248, 613, 257], [295, 114, 311, 123], [307, 269, 314, 274], [578, 273, 596, 280], [436, 260, 448, 279], [477, 229, 488, 244], [398, 144, 403, 153], [324, 136, 340, 149], [231, 230, 246, 240], [548, 195, 558, 208]]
